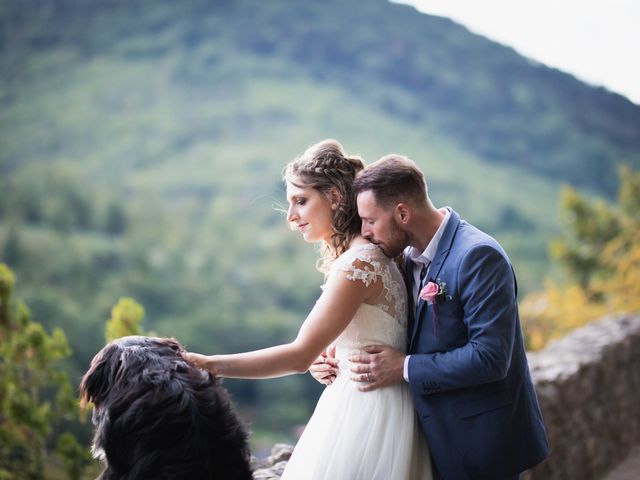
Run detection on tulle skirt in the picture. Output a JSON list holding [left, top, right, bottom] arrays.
[[281, 371, 432, 480]]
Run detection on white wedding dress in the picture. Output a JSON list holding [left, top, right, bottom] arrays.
[[281, 243, 432, 480]]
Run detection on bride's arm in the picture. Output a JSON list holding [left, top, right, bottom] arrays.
[[186, 265, 382, 379]]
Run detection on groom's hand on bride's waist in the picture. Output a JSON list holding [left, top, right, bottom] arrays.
[[349, 345, 405, 392]]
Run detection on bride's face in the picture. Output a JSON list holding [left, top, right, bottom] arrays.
[[286, 180, 334, 244]]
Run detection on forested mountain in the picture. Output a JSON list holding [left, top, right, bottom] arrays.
[[1, 0, 639, 451], [3, 0, 638, 193]]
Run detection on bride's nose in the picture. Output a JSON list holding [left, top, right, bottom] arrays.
[[287, 205, 298, 222]]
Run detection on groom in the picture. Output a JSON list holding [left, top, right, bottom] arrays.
[[311, 154, 549, 479]]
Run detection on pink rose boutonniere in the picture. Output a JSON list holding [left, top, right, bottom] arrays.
[[419, 278, 448, 337], [419, 278, 448, 304]]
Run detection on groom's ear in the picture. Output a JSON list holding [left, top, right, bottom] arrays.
[[395, 203, 411, 224]]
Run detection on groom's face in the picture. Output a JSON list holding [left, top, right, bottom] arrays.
[[357, 190, 408, 258]]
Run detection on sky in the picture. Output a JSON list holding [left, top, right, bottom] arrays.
[[394, 0, 640, 105]]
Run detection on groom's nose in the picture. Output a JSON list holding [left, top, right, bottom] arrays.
[[361, 224, 372, 240]]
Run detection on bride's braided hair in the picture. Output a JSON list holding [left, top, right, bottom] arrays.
[[283, 139, 365, 273]]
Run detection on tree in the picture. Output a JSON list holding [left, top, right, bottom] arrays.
[[103, 203, 128, 236], [105, 297, 145, 342], [2, 226, 23, 268], [521, 166, 640, 350], [0, 264, 86, 479]]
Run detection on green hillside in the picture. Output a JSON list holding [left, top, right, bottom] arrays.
[[1, 0, 639, 452]]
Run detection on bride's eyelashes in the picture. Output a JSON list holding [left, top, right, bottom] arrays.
[[288, 196, 306, 207]]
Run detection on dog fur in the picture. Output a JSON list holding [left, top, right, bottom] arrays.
[[80, 336, 253, 480]]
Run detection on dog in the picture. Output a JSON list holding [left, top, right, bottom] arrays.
[[80, 336, 253, 480]]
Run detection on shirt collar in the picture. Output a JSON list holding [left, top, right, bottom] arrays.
[[407, 207, 451, 265]]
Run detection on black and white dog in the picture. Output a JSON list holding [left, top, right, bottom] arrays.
[[80, 336, 253, 480]]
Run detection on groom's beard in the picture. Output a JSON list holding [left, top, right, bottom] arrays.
[[380, 218, 411, 258]]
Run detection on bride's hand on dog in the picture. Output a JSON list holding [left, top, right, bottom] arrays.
[[184, 352, 215, 374]]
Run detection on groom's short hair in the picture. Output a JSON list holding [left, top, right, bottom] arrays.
[[353, 154, 428, 208]]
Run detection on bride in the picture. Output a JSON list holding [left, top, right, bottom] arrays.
[[186, 139, 431, 480]]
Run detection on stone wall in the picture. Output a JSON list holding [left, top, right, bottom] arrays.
[[252, 444, 292, 480], [524, 313, 640, 480], [254, 314, 640, 479]]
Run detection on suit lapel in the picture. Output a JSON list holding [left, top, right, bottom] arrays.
[[404, 255, 416, 350], [409, 209, 461, 349]]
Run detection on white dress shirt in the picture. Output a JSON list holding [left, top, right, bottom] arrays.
[[403, 207, 451, 381]]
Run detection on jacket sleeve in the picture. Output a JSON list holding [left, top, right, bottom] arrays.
[[408, 244, 517, 395]]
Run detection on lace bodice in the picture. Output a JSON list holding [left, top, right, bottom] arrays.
[[282, 243, 431, 480], [326, 243, 408, 358]]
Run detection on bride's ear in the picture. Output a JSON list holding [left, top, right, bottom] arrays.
[[328, 187, 342, 210]]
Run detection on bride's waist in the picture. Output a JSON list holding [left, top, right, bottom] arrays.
[[334, 343, 403, 359], [334, 346, 369, 364], [333, 344, 405, 373]]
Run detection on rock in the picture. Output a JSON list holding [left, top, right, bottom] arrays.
[[252, 444, 294, 480]]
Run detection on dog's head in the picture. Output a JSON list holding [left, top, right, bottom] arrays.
[[80, 336, 253, 480]]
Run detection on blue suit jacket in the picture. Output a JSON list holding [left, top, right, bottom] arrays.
[[406, 209, 549, 479]]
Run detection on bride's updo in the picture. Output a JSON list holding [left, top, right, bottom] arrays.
[[283, 139, 365, 272]]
